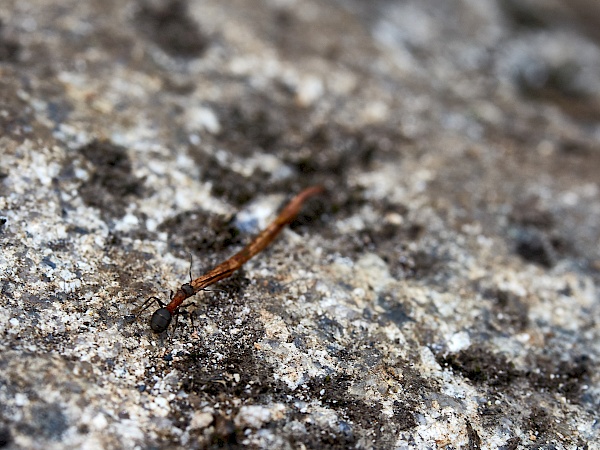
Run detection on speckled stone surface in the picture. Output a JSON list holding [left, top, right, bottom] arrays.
[[1, 0, 599, 448]]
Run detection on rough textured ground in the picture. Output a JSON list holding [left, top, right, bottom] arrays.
[[1, 0, 599, 449]]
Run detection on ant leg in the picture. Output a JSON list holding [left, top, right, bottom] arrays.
[[189, 308, 196, 334], [168, 311, 180, 340], [169, 302, 199, 337], [136, 296, 165, 314], [125, 296, 166, 324]]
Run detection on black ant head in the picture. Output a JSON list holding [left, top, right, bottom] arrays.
[[150, 308, 172, 333]]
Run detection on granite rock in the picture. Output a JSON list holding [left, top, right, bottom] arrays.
[[1, 0, 599, 448]]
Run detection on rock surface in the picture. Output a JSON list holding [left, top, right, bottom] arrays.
[[1, 0, 599, 448]]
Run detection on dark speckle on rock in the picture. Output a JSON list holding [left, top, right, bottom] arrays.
[[29, 404, 68, 441], [136, 0, 208, 58], [438, 346, 520, 386], [466, 420, 482, 450], [0, 19, 20, 62], [0, 426, 11, 448], [41, 256, 56, 269], [499, 436, 521, 450], [76, 139, 145, 221], [515, 229, 556, 267], [378, 292, 413, 326]]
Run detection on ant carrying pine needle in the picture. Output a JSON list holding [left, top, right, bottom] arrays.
[[136, 186, 324, 334]]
